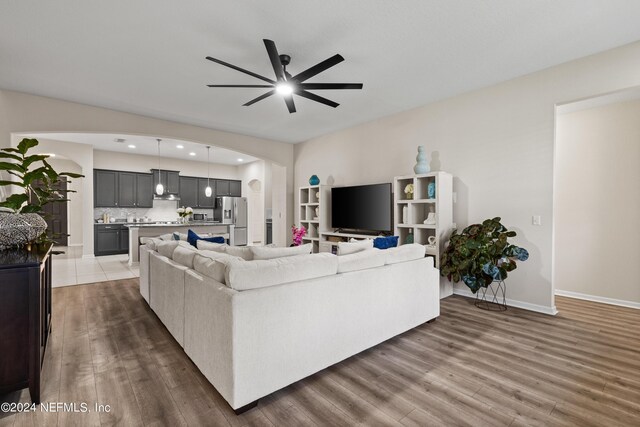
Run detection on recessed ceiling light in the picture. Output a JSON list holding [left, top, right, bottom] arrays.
[[189, 152, 196, 156], [128, 144, 136, 149], [237, 158, 244, 162], [176, 144, 184, 149]]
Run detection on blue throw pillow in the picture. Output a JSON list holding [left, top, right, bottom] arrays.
[[374, 236, 399, 250], [187, 229, 226, 247]]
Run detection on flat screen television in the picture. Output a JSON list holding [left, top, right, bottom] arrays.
[[331, 183, 392, 232]]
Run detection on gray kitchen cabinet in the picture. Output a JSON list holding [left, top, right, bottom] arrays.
[[94, 170, 118, 207], [179, 176, 198, 208], [135, 173, 154, 208], [229, 180, 242, 197], [95, 224, 129, 256], [117, 172, 137, 207], [152, 170, 180, 194], [215, 179, 230, 196], [198, 178, 215, 208]]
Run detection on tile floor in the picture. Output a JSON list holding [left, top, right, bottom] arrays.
[[51, 246, 139, 287]]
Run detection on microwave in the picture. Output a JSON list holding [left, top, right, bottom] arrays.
[[192, 213, 207, 221]]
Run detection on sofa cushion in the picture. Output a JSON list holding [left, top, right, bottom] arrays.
[[156, 240, 180, 258], [337, 239, 373, 255], [172, 232, 188, 241], [225, 253, 338, 291], [158, 233, 174, 241], [145, 237, 163, 251], [250, 243, 312, 260], [193, 250, 243, 284], [172, 244, 198, 269], [337, 248, 386, 273], [196, 240, 227, 251], [223, 246, 254, 261], [384, 244, 426, 265]]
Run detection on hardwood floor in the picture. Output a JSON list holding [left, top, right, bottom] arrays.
[[2, 279, 639, 426]]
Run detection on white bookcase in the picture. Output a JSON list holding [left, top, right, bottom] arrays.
[[298, 185, 330, 253], [393, 172, 453, 271]]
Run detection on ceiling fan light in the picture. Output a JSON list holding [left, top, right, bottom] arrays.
[[276, 82, 293, 96], [156, 183, 164, 196]]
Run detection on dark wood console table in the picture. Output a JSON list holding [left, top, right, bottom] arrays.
[[0, 243, 52, 403]]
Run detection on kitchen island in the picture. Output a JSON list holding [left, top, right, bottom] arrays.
[[125, 222, 232, 265]]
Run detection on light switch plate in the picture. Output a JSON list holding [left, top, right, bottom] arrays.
[[532, 215, 542, 226]]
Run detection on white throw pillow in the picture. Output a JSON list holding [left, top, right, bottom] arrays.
[[156, 241, 180, 258], [337, 239, 374, 255], [145, 237, 163, 251], [223, 246, 254, 261], [337, 248, 385, 273], [250, 243, 312, 260], [158, 233, 174, 241], [384, 244, 426, 265]]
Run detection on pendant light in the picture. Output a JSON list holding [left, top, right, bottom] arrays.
[[205, 146, 212, 197], [155, 138, 164, 196]]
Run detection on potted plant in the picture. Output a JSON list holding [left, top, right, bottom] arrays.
[[177, 206, 193, 223], [440, 217, 529, 293], [0, 138, 83, 249], [291, 225, 307, 246]]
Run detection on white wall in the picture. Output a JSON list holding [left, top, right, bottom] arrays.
[[554, 99, 640, 306], [294, 41, 640, 314], [238, 160, 266, 244], [47, 158, 83, 246]]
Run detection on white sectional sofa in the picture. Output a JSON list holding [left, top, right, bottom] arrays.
[[139, 239, 440, 413]]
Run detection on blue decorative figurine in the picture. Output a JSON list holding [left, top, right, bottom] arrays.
[[427, 182, 436, 199], [413, 145, 430, 174], [309, 175, 320, 185]]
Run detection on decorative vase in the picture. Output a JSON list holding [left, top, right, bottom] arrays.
[[413, 146, 430, 174], [309, 175, 320, 185], [402, 206, 409, 224], [0, 213, 47, 249], [424, 212, 436, 225], [427, 182, 436, 199], [405, 229, 414, 244]]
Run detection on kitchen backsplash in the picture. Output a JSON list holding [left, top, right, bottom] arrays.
[[94, 199, 214, 222]]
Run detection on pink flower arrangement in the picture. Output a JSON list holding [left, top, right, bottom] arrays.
[[291, 225, 307, 246]]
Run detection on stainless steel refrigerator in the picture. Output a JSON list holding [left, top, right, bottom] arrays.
[[216, 196, 247, 246]]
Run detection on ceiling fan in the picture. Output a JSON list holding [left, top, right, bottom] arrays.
[[205, 39, 363, 113]]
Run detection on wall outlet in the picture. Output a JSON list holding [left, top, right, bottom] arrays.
[[532, 215, 542, 226]]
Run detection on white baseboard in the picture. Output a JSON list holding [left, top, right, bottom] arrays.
[[67, 243, 82, 247], [82, 254, 95, 259], [452, 288, 558, 315], [555, 290, 640, 310]]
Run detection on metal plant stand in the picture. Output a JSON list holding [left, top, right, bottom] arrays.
[[475, 280, 507, 311]]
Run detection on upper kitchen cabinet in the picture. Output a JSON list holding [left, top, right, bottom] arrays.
[[179, 176, 198, 208], [94, 169, 154, 208], [216, 180, 242, 197], [197, 178, 215, 208], [229, 180, 242, 197], [94, 170, 118, 207], [135, 173, 154, 208], [152, 169, 179, 195]]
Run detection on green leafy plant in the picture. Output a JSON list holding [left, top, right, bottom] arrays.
[[0, 138, 83, 244], [440, 217, 529, 293]]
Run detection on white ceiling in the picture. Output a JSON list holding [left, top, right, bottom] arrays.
[[2, 1, 640, 144], [19, 133, 259, 165]]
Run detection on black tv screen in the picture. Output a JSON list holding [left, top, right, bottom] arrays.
[[331, 183, 392, 232]]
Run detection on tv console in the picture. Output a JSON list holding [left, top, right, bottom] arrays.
[[319, 230, 385, 253]]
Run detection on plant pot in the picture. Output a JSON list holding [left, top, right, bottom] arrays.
[[0, 213, 47, 249]]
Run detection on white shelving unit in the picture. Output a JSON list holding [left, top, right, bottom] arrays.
[[298, 185, 330, 253], [394, 171, 453, 273]]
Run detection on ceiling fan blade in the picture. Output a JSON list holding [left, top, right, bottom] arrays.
[[206, 56, 275, 84], [300, 83, 363, 90], [243, 90, 275, 106], [291, 54, 344, 83], [284, 95, 296, 113], [207, 84, 273, 88], [295, 90, 339, 108], [263, 39, 286, 82]]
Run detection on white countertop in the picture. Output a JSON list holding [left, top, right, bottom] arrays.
[[123, 222, 226, 228]]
